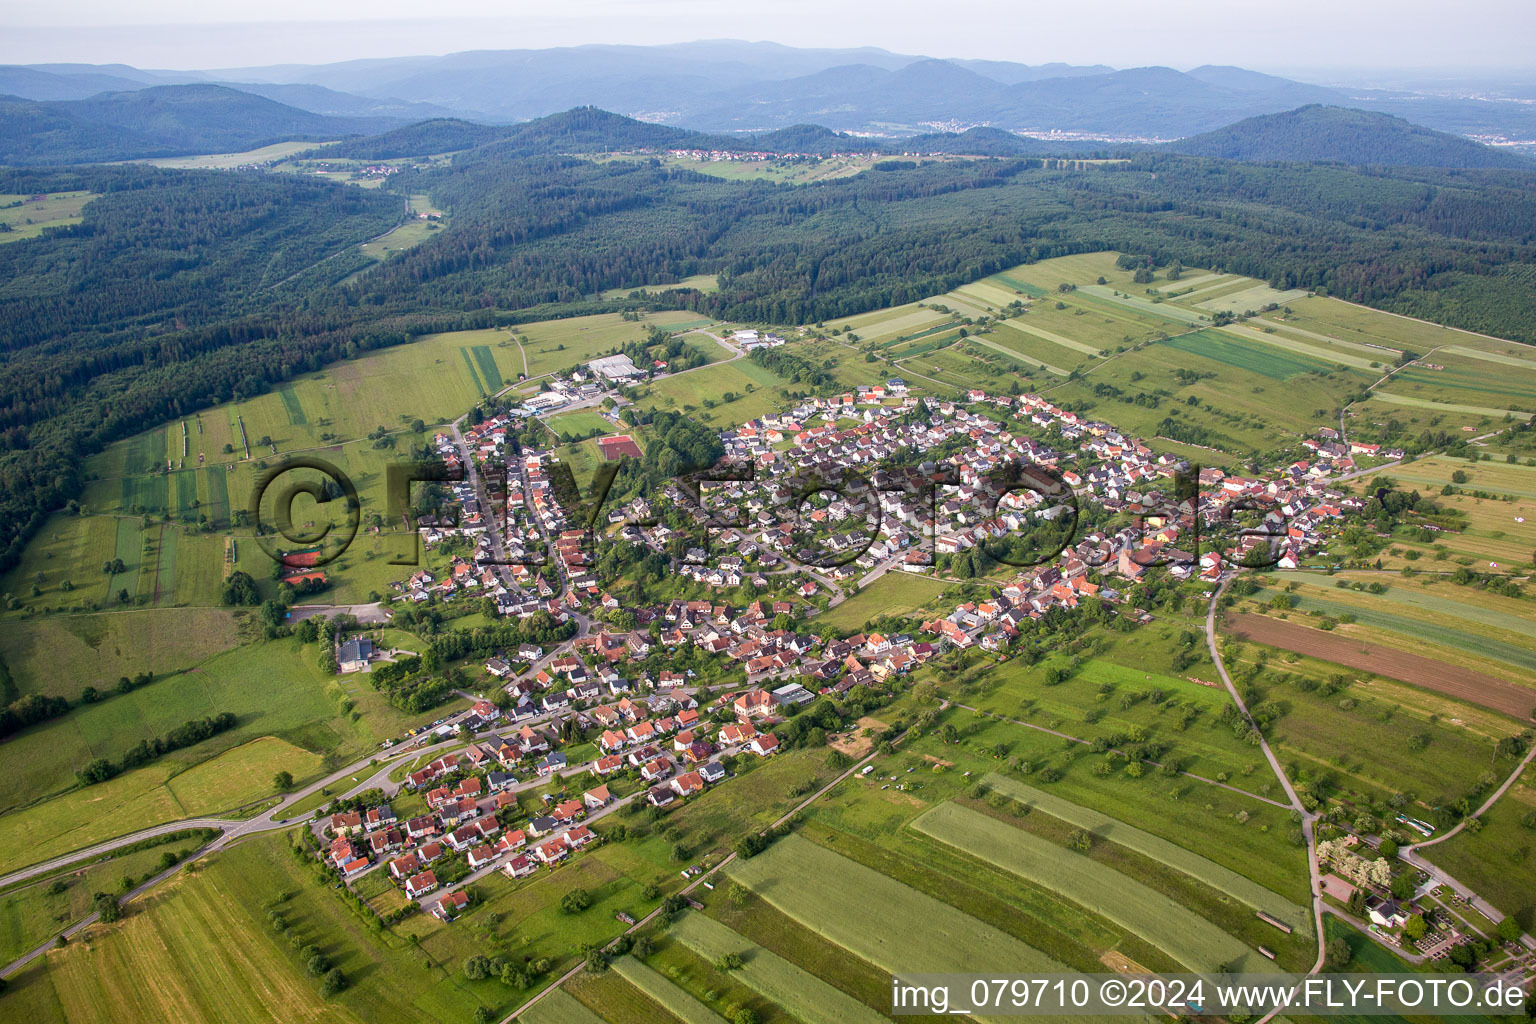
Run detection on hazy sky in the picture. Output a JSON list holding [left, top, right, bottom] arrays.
[[4, 0, 1533, 78]]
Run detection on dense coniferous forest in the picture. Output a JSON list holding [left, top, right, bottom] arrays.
[[3, 108, 1536, 576]]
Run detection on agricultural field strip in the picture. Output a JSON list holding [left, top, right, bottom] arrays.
[[610, 956, 729, 1024], [998, 318, 1103, 356], [667, 914, 889, 1024], [1256, 319, 1400, 357], [1440, 345, 1536, 370], [931, 294, 992, 321], [521, 988, 610, 1024], [1368, 391, 1535, 420], [965, 335, 1070, 376], [1172, 278, 1250, 303], [910, 803, 1255, 972], [1074, 285, 1207, 326], [1193, 284, 1309, 311], [1215, 324, 1379, 370], [1248, 591, 1536, 676], [1385, 465, 1536, 500], [855, 308, 949, 341], [1161, 274, 1232, 296], [722, 834, 1071, 979], [955, 280, 1026, 308], [980, 774, 1307, 929], [1264, 577, 1536, 671]]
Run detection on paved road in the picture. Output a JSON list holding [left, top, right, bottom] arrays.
[[1206, 577, 1327, 1022]]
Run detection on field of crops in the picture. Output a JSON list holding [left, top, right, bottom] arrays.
[[1161, 329, 1341, 380], [979, 774, 1307, 928], [723, 833, 1070, 974], [1261, 582, 1536, 676], [912, 802, 1262, 972], [668, 913, 889, 1024], [523, 990, 610, 1024], [610, 956, 728, 1024]]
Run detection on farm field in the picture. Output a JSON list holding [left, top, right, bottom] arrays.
[[649, 153, 884, 183], [1223, 612, 1534, 721], [895, 710, 1311, 902], [597, 273, 719, 300], [0, 608, 240, 699], [817, 572, 950, 631], [1383, 454, 1536, 500], [1219, 626, 1515, 805], [1, 831, 500, 1024], [0, 839, 208, 963], [952, 630, 1275, 789], [137, 141, 333, 169], [517, 311, 715, 378], [0, 191, 97, 242], [0, 636, 425, 827], [359, 194, 444, 261], [911, 801, 1262, 972], [979, 774, 1307, 928], [609, 955, 729, 1024], [0, 737, 318, 875], [723, 832, 1072, 974], [1251, 579, 1536, 676], [522, 988, 610, 1024], [668, 913, 890, 1024]]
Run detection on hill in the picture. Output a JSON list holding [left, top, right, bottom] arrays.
[[0, 84, 399, 165], [1165, 105, 1531, 168], [313, 118, 513, 159]]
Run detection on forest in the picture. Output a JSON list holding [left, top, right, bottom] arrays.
[[3, 109, 1536, 577]]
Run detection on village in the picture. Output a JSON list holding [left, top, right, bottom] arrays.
[[318, 682, 790, 923], [302, 337, 1441, 944]]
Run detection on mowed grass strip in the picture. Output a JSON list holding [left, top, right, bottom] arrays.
[[521, 988, 609, 1024], [1216, 324, 1379, 370], [982, 774, 1307, 930], [998, 318, 1102, 357], [911, 803, 1256, 972], [1369, 391, 1535, 420], [723, 833, 1068, 974], [611, 956, 729, 1024], [668, 914, 888, 1024]]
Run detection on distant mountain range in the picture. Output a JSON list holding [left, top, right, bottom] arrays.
[[1164, 105, 1530, 169], [0, 85, 399, 165], [0, 41, 1532, 168], [4, 41, 1536, 145]]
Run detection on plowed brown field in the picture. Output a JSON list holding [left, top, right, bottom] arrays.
[[1225, 613, 1535, 722]]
